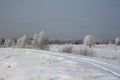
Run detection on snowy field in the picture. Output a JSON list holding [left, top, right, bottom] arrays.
[[50, 44, 120, 66], [94, 45, 120, 66], [0, 45, 120, 80]]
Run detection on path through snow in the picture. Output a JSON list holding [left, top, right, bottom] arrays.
[[0, 48, 119, 80]]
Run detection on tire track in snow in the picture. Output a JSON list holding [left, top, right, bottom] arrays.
[[31, 50, 120, 78]]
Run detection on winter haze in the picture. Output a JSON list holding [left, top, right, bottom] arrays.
[[0, 0, 120, 40]]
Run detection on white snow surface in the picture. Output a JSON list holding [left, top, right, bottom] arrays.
[[50, 44, 120, 66], [0, 46, 120, 80]]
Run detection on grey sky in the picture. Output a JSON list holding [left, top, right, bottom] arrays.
[[0, 0, 120, 40]]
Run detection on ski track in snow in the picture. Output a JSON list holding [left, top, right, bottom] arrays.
[[0, 48, 120, 80], [31, 50, 120, 78]]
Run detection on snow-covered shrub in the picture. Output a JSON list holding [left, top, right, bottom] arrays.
[[4, 38, 15, 47], [32, 31, 48, 49], [84, 35, 95, 48], [60, 44, 73, 53], [82, 66, 92, 80], [17, 35, 27, 48], [80, 47, 95, 56], [72, 46, 96, 57], [46, 56, 60, 64]]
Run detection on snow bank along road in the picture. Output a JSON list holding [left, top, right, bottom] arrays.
[[32, 49, 120, 78]]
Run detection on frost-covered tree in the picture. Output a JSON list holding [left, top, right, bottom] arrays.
[[32, 33, 39, 48], [115, 37, 120, 51], [37, 31, 47, 49], [84, 35, 95, 48], [32, 31, 48, 49], [115, 37, 120, 45], [4, 38, 15, 47], [17, 35, 27, 48]]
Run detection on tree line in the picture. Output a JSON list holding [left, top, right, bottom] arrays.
[[0, 31, 120, 51]]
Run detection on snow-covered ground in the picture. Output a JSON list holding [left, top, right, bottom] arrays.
[[0, 44, 120, 80], [50, 44, 120, 66], [94, 45, 120, 66]]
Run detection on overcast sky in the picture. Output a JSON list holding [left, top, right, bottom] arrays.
[[0, 0, 120, 40]]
